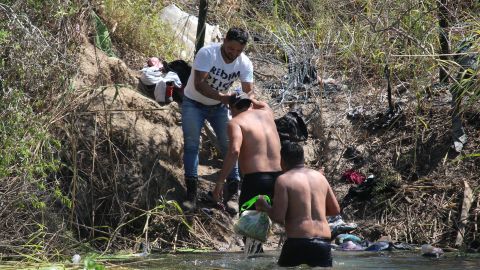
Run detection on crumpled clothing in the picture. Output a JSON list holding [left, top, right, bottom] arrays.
[[365, 241, 393, 251], [339, 240, 365, 251], [335, 234, 363, 244], [328, 215, 358, 236], [342, 169, 366, 185], [274, 111, 308, 142], [140, 66, 163, 86], [154, 71, 182, 102], [147, 57, 163, 69]]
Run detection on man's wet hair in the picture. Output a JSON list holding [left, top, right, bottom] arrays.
[[229, 91, 252, 110], [281, 140, 305, 167], [226, 27, 249, 45]]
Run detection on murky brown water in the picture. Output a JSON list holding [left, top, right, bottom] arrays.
[[2, 250, 479, 269]]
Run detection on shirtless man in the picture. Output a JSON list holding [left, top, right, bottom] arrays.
[[255, 141, 340, 267], [212, 91, 282, 215]]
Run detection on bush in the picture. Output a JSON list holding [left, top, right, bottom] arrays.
[[0, 1, 81, 259]]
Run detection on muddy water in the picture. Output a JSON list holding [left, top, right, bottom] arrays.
[[1, 251, 479, 269], [116, 251, 480, 269]]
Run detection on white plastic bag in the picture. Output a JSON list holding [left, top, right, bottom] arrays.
[[234, 210, 271, 242], [153, 71, 182, 102], [159, 4, 222, 60]]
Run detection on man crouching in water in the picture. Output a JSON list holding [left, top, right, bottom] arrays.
[[256, 141, 340, 267], [212, 91, 281, 215]]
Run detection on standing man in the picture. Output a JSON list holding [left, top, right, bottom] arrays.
[[182, 27, 254, 211], [212, 92, 282, 216], [255, 141, 340, 268]]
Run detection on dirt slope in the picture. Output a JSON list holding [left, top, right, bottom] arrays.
[[70, 28, 479, 252]]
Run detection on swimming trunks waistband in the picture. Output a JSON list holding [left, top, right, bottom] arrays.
[[286, 237, 331, 242], [242, 171, 282, 181]]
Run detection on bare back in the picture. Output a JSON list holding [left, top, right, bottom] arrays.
[[275, 167, 340, 239], [230, 108, 281, 174]]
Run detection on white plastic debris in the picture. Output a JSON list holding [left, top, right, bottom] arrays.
[[159, 4, 222, 60], [71, 254, 81, 264]]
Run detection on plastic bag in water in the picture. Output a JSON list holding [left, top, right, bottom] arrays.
[[234, 210, 271, 242]]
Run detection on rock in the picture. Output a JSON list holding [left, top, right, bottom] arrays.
[[421, 244, 444, 257]]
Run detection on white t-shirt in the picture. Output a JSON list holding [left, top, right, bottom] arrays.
[[183, 43, 253, 105]]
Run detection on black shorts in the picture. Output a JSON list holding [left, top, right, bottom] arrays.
[[238, 171, 281, 213], [278, 238, 333, 267]]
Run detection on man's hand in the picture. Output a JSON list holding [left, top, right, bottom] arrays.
[[255, 195, 271, 212], [219, 93, 232, 105], [212, 182, 224, 202]]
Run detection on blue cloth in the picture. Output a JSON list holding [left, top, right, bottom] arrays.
[[335, 234, 363, 244], [181, 96, 240, 180], [365, 241, 392, 251]]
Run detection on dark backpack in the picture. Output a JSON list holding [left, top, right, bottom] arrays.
[[166, 60, 191, 86], [274, 111, 308, 142], [164, 60, 192, 103]]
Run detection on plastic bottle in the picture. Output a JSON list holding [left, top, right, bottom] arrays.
[[165, 81, 174, 103]]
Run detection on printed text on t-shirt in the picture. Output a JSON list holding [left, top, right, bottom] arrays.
[[207, 66, 241, 92]]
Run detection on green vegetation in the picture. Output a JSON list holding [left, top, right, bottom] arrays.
[[83, 257, 105, 270]]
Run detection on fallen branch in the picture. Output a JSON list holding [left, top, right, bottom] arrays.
[[455, 180, 474, 247]]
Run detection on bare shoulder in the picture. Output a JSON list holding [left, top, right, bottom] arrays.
[[230, 113, 243, 122], [276, 173, 289, 185], [228, 117, 242, 129], [313, 169, 327, 179], [307, 168, 329, 184], [230, 113, 248, 126]]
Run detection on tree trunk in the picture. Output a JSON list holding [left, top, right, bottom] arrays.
[[438, 0, 450, 83], [195, 0, 208, 56]]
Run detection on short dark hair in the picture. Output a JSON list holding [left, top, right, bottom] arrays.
[[281, 141, 304, 167], [226, 27, 249, 45], [229, 91, 252, 110]]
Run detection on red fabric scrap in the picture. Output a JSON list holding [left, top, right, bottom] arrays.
[[342, 169, 366, 185]]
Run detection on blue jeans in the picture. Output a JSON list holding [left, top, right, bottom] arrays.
[[181, 96, 240, 181]]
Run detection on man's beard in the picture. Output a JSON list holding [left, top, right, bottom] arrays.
[[221, 45, 235, 62]]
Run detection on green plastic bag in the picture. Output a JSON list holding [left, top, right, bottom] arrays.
[[234, 195, 272, 242]]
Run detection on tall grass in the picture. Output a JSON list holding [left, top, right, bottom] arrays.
[[100, 0, 181, 61]]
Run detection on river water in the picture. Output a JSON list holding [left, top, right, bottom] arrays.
[[2, 250, 479, 269], [109, 250, 480, 269]]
